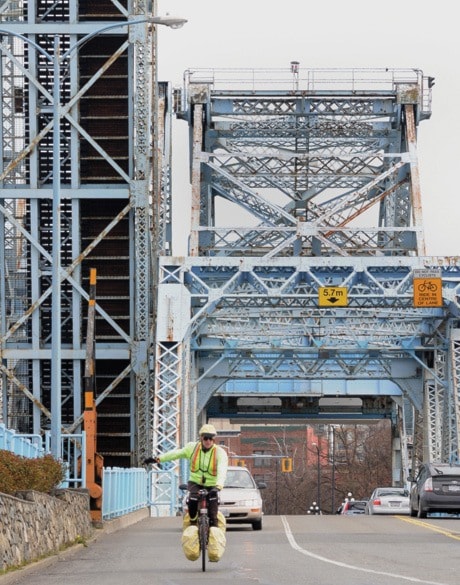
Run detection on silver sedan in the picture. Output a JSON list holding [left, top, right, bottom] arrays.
[[365, 487, 410, 515]]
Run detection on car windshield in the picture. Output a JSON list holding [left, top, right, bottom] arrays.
[[379, 489, 409, 497], [224, 470, 255, 489], [349, 501, 366, 510]]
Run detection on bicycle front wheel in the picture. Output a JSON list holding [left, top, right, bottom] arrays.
[[198, 518, 209, 572]]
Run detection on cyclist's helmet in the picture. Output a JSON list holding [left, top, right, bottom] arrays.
[[199, 423, 217, 437]]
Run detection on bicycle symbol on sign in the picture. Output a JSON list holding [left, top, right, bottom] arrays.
[[417, 280, 438, 293]]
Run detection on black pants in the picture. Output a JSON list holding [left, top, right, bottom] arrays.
[[187, 481, 219, 526]]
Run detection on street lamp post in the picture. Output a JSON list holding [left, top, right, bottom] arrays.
[[313, 442, 321, 511], [330, 425, 336, 513], [0, 15, 186, 459]]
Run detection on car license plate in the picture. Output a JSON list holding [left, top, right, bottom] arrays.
[[389, 502, 400, 507], [448, 485, 460, 492]]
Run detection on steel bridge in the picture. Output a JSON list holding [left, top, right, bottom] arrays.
[[155, 67, 460, 484], [0, 2, 459, 489]]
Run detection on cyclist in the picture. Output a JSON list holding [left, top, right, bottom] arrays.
[[144, 424, 228, 527]]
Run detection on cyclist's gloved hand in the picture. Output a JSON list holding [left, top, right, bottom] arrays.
[[209, 487, 220, 496], [143, 456, 160, 465]]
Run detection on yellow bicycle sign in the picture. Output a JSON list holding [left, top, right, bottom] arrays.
[[413, 278, 442, 307]]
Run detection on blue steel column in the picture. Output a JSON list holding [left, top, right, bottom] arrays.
[[131, 16, 153, 463], [445, 328, 460, 462]]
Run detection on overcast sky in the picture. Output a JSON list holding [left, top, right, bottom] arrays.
[[157, 0, 459, 257]]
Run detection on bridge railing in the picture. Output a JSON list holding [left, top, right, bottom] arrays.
[[0, 423, 45, 458], [101, 467, 179, 520], [102, 466, 148, 520], [1, 424, 86, 488], [181, 67, 433, 117], [147, 469, 179, 517], [44, 431, 87, 489]]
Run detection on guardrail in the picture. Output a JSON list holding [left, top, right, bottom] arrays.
[[1, 424, 86, 488], [102, 467, 180, 520], [54, 432, 86, 489], [181, 66, 433, 117], [148, 469, 179, 517], [0, 423, 44, 458], [102, 466, 148, 520]]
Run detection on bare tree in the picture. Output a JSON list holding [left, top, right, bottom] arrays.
[[248, 421, 392, 515], [323, 421, 393, 511]]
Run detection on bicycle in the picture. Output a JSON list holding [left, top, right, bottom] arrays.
[[196, 488, 210, 572], [180, 484, 212, 571]]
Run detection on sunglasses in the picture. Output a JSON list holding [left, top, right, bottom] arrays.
[[201, 435, 215, 441]]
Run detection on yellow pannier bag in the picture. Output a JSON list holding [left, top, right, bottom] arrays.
[[181, 525, 200, 561], [182, 512, 192, 530], [217, 511, 227, 532], [208, 526, 226, 562], [183, 510, 225, 531]]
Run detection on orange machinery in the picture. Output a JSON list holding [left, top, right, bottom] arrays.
[[83, 268, 103, 523]]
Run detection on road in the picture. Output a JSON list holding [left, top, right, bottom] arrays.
[[2, 514, 460, 585]]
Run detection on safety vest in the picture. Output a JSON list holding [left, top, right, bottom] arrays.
[[190, 442, 217, 477]]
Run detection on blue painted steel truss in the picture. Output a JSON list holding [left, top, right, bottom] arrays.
[[155, 68, 460, 483]]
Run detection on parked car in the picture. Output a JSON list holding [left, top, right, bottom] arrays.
[[181, 465, 266, 530], [365, 487, 410, 515], [408, 462, 460, 518], [340, 499, 367, 515]]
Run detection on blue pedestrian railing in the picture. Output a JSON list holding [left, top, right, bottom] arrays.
[[1, 424, 86, 488], [1, 423, 180, 521], [52, 431, 86, 489], [148, 468, 179, 517], [102, 467, 179, 520], [102, 466, 148, 520], [0, 423, 44, 458]]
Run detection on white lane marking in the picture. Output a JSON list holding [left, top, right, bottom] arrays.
[[281, 515, 449, 585]]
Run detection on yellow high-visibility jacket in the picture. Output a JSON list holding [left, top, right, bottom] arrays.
[[159, 441, 228, 489]]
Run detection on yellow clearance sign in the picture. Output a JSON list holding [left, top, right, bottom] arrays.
[[318, 287, 348, 307], [413, 277, 443, 307]]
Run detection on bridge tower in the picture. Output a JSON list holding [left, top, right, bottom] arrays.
[[0, 1, 170, 465], [155, 67, 460, 484]]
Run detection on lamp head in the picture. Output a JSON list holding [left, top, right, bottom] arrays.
[[150, 15, 188, 29]]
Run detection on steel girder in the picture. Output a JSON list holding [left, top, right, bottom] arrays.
[[157, 256, 460, 458], [0, 1, 161, 465]]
